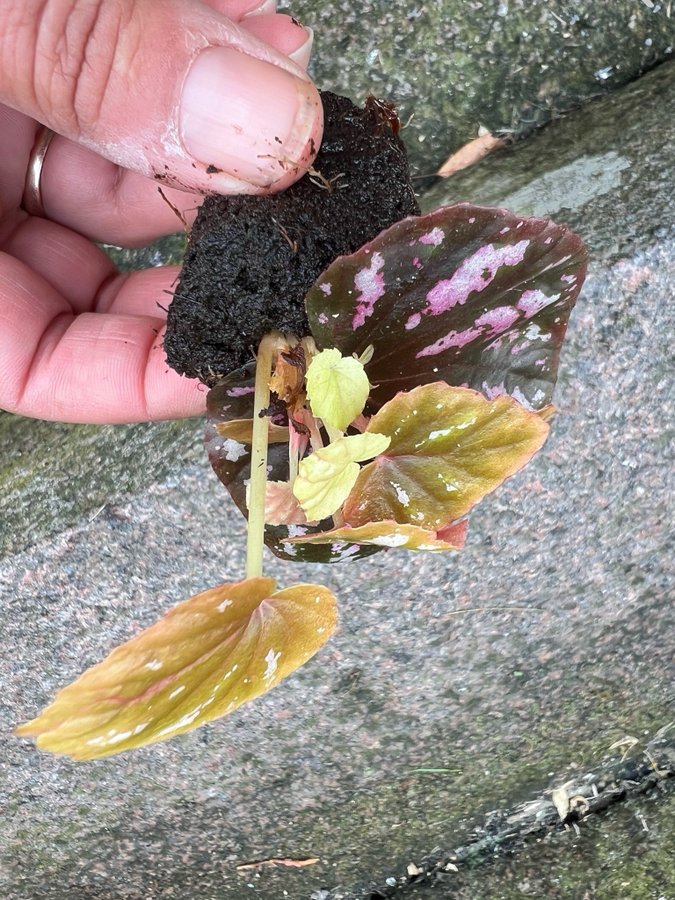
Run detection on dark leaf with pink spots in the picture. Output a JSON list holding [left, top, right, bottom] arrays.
[[305, 203, 587, 412], [205, 204, 586, 566]]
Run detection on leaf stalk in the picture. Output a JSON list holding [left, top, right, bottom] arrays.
[[246, 332, 285, 579]]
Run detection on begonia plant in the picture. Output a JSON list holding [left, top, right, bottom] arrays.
[[17, 203, 586, 759]]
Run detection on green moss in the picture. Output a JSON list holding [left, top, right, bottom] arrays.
[[283, 0, 673, 174], [0, 413, 202, 558]]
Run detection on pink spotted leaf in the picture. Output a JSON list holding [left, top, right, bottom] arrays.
[[305, 203, 587, 413]]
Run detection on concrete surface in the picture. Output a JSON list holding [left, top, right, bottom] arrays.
[[422, 60, 675, 259], [283, 0, 674, 175], [1, 50, 674, 900]]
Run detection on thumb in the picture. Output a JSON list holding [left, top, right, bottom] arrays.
[[0, 0, 323, 193]]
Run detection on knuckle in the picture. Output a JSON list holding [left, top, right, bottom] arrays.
[[33, 0, 136, 134]]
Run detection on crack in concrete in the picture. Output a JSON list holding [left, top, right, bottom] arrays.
[[317, 724, 675, 899]]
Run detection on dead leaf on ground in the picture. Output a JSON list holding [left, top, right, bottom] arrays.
[[437, 131, 506, 178], [551, 785, 571, 821]]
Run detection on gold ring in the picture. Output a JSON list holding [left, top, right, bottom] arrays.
[[22, 126, 57, 217]]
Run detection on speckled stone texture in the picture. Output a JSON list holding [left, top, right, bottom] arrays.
[[423, 61, 675, 259], [1, 58, 675, 900], [282, 0, 674, 175]]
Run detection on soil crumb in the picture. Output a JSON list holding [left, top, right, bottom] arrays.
[[165, 91, 420, 383]]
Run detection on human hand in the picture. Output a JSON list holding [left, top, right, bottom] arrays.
[[0, 0, 322, 424]]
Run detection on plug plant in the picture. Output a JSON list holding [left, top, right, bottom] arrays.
[[17, 203, 587, 760]]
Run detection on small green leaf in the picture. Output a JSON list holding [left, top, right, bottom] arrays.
[[16, 577, 337, 760], [293, 433, 390, 522], [206, 366, 382, 563], [305, 348, 370, 431], [290, 519, 468, 552], [342, 383, 549, 529]]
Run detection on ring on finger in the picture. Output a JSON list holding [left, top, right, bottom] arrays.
[[22, 126, 57, 218]]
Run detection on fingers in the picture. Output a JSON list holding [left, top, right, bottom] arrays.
[[40, 137, 202, 246], [239, 15, 314, 68], [23, 11, 316, 244], [202, 0, 277, 18], [0, 252, 205, 423], [1, 215, 118, 310], [0, 0, 322, 196]]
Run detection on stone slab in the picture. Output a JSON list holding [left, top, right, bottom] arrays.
[[0, 415, 202, 558], [422, 60, 675, 258], [1, 45, 674, 900], [282, 0, 674, 176]]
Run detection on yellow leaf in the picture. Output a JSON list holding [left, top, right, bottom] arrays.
[[289, 519, 468, 552], [343, 383, 549, 529], [305, 348, 370, 431], [215, 418, 290, 444], [293, 433, 390, 522], [16, 578, 337, 760]]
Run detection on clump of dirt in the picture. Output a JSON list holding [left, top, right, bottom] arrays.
[[164, 91, 420, 384]]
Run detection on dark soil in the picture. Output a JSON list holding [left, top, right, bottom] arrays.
[[164, 91, 420, 383]]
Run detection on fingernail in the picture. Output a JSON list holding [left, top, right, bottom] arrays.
[[288, 26, 314, 67], [180, 46, 318, 187]]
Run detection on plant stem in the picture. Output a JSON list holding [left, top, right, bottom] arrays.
[[246, 332, 284, 580]]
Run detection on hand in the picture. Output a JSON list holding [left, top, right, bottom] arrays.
[[0, 0, 322, 424]]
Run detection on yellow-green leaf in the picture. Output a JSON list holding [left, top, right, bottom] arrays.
[[343, 383, 549, 529], [293, 433, 390, 522], [16, 577, 337, 760], [289, 519, 468, 552], [305, 348, 370, 431]]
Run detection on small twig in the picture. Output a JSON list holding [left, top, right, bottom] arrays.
[[87, 504, 106, 523], [258, 153, 346, 192], [156, 187, 191, 233], [445, 606, 544, 617], [407, 767, 463, 776], [608, 735, 639, 761], [236, 856, 319, 872], [271, 217, 299, 254]]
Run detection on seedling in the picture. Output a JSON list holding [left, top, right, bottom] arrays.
[[16, 203, 586, 759]]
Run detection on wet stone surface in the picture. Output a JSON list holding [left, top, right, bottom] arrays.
[[423, 61, 675, 259], [282, 0, 674, 175], [1, 41, 675, 900], [0, 415, 203, 559]]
